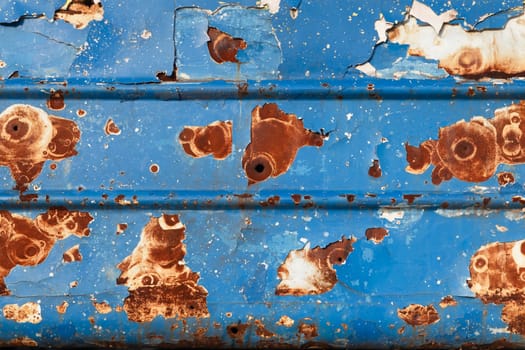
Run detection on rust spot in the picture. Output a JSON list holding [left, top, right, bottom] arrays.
[[114, 195, 131, 206], [54, 0, 104, 30], [275, 236, 356, 296], [93, 301, 112, 314], [3, 302, 41, 324], [50, 163, 57, 170], [3, 337, 38, 347], [76, 109, 86, 118], [116, 223, 128, 235], [403, 194, 422, 204], [482, 197, 491, 209], [0, 104, 81, 197], [397, 304, 440, 327], [276, 315, 294, 327], [149, 164, 159, 174], [439, 295, 457, 308], [497, 172, 515, 186], [56, 301, 69, 314], [512, 195, 525, 205], [260, 195, 280, 207], [368, 159, 382, 178], [365, 227, 389, 244], [297, 321, 318, 339], [69, 280, 78, 288], [255, 320, 275, 338], [0, 208, 93, 295], [88, 316, 95, 325], [243, 103, 324, 185], [207, 27, 247, 64], [179, 121, 232, 160], [104, 118, 121, 136], [291, 194, 302, 205], [62, 244, 82, 263], [227, 323, 249, 343], [343, 194, 355, 203], [237, 82, 249, 98], [116, 214, 209, 322], [46, 90, 65, 111]]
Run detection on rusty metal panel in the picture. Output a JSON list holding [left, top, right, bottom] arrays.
[[1, 0, 525, 348]]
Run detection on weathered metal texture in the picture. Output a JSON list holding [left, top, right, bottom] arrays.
[[2, 0, 525, 349]]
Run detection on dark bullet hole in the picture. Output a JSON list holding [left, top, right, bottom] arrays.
[[254, 163, 265, 173]]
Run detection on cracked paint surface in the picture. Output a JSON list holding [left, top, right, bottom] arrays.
[[175, 5, 281, 81]]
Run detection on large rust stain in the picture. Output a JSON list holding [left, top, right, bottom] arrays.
[[467, 239, 525, 335], [243, 103, 324, 185], [386, 8, 525, 78], [207, 27, 247, 64], [116, 214, 209, 322], [0, 104, 81, 197], [406, 101, 525, 184], [397, 304, 440, 327], [179, 121, 232, 160], [275, 236, 356, 296], [0, 208, 93, 295]]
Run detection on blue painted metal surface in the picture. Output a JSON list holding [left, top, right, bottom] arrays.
[[1, 0, 525, 348]]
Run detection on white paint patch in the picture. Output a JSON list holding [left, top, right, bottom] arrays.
[[504, 209, 525, 222], [435, 208, 494, 218], [409, 0, 457, 33], [257, 0, 280, 14], [378, 208, 404, 222], [511, 240, 525, 272], [496, 225, 508, 232], [374, 14, 393, 44], [489, 327, 510, 334]]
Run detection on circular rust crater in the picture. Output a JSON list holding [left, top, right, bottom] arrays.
[[473, 255, 488, 273], [149, 164, 159, 174], [244, 153, 275, 184]]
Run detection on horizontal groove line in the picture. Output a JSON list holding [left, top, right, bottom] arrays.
[[2, 189, 522, 211], [0, 78, 521, 100]]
